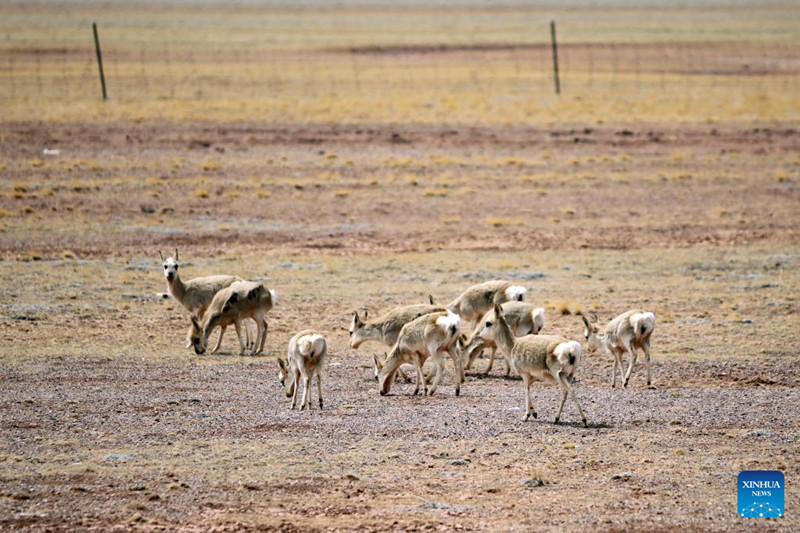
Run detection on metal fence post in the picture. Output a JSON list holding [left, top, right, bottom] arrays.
[[550, 20, 561, 94], [92, 22, 108, 100]]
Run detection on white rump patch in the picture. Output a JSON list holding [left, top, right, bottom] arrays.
[[268, 288, 277, 305], [436, 310, 461, 334], [554, 340, 582, 367], [532, 308, 546, 332], [631, 312, 655, 336], [504, 285, 527, 301], [299, 334, 325, 357]]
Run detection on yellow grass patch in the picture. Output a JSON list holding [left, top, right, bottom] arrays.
[[486, 217, 524, 228]]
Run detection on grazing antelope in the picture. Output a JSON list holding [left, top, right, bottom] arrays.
[[160, 249, 249, 352], [462, 302, 546, 378], [580, 311, 655, 388], [348, 301, 445, 380], [377, 311, 462, 397], [278, 330, 327, 410], [189, 281, 276, 356], [479, 304, 587, 426], [447, 280, 527, 332]]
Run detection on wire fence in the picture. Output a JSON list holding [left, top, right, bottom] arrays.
[[1, 19, 798, 122]]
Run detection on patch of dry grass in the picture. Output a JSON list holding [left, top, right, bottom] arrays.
[[423, 188, 448, 197], [486, 217, 524, 228]]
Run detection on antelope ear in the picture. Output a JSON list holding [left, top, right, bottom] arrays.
[[277, 358, 287, 372], [191, 315, 200, 329], [229, 292, 239, 304], [372, 353, 382, 371], [364, 309, 368, 320], [158, 250, 165, 261], [580, 314, 590, 328], [428, 294, 435, 305], [352, 311, 361, 326], [493, 303, 503, 316], [174, 248, 179, 262]]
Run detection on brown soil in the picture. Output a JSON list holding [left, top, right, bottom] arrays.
[[0, 119, 798, 531], [1, 121, 798, 259]]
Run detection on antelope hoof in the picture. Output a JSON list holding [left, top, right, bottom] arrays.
[[582, 419, 588, 428], [523, 414, 530, 422], [455, 388, 460, 397], [319, 400, 324, 409], [380, 390, 387, 396], [554, 417, 560, 425], [533, 412, 538, 419]]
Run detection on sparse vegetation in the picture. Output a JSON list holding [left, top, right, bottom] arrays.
[[553, 299, 571, 315], [201, 159, 221, 172], [486, 217, 523, 227], [0, 2, 798, 531]]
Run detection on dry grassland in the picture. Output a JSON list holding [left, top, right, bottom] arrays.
[[1, 2, 799, 531]]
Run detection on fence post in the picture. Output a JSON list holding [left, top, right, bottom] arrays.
[[92, 22, 107, 100], [550, 20, 561, 94]]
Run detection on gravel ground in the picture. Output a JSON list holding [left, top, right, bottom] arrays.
[[0, 118, 798, 530]]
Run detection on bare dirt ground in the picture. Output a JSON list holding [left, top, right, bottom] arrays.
[[2, 121, 798, 257], [1, 120, 799, 531]]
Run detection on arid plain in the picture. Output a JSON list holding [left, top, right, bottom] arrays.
[[1, 2, 799, 531]]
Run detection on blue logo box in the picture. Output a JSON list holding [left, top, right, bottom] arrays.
[[738, 470, 784, 518]]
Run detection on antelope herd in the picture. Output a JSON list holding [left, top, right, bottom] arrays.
[[161, 250, 656, 425]]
